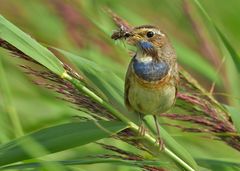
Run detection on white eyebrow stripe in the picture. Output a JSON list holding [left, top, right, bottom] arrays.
[[156, 30, 165, 36], [148, 29, 165, 36]]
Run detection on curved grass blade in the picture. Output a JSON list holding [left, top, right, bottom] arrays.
[[1, 158, 169, 170], [0, 15, 65, 75], [214, 26, 240, 73], [196, 158, 240, 171], [0, 120, 127, 166], [193, 0, 240, 74], [69, 50, 124, 103]]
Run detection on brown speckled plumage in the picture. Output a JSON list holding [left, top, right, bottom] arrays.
[[113, 25, 178, 149]]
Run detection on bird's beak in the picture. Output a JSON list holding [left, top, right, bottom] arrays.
[[125, 33, 142, 46]]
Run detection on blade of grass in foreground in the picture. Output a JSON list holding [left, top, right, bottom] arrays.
[[0, 158, 168, 170], [193, 0, 240, 74], [0, 120, 127, 166], [196, 158, 240, 171], [0, 15, 65, 75]]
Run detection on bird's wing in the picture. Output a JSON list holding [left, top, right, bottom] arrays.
[[173, 63, 179, 101], [124, 61, 133, 110]]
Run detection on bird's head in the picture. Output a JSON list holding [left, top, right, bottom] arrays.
[[123, 25, 168, 58]]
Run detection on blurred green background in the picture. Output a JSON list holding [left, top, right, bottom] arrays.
[[1, 0, 240, 170]]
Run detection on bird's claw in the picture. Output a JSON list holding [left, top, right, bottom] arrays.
[[155, 137, 165, 151], [138, 124, 147, 137]]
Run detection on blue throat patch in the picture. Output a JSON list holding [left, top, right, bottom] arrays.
[[138, 41, 153, 50], [132, 57, 169, 82]]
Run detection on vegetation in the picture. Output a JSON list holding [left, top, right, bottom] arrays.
[[0, 0, 240, 171]]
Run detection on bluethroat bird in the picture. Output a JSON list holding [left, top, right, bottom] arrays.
[[112, 25, 178, 150]]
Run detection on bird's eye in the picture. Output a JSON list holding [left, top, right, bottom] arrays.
[[146, 31, 154, 38]]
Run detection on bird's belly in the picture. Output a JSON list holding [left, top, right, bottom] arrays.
[[128, 82, 176, 115]]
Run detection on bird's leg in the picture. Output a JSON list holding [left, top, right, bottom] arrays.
[[153, 115, 165, 150], [138, 112, 146, 136]]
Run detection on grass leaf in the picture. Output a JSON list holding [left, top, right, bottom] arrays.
[[0, 15, 65, 75], [60, 49, 124, 100], [214, 26, 240, 73], [0, 120, 127, 166], [193, 0, 240, 74], [196, 158, 240, 171], [1, 158, 168, 170]]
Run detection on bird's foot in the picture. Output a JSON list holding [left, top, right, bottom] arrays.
[[138, 124, 147, 137], [155, 136, 165, 151]]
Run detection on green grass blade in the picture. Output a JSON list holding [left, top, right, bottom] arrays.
[[214, 26, 240, 73], [1, 158, 169, 170], [196, 158, 240, 171], [0, 15, 65, 75], [56, 49, 129, 114], [193, 0, 240, 74], [0, 120, 127, 166]]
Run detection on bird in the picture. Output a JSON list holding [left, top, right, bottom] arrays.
[[121, 25, 178, 150]]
